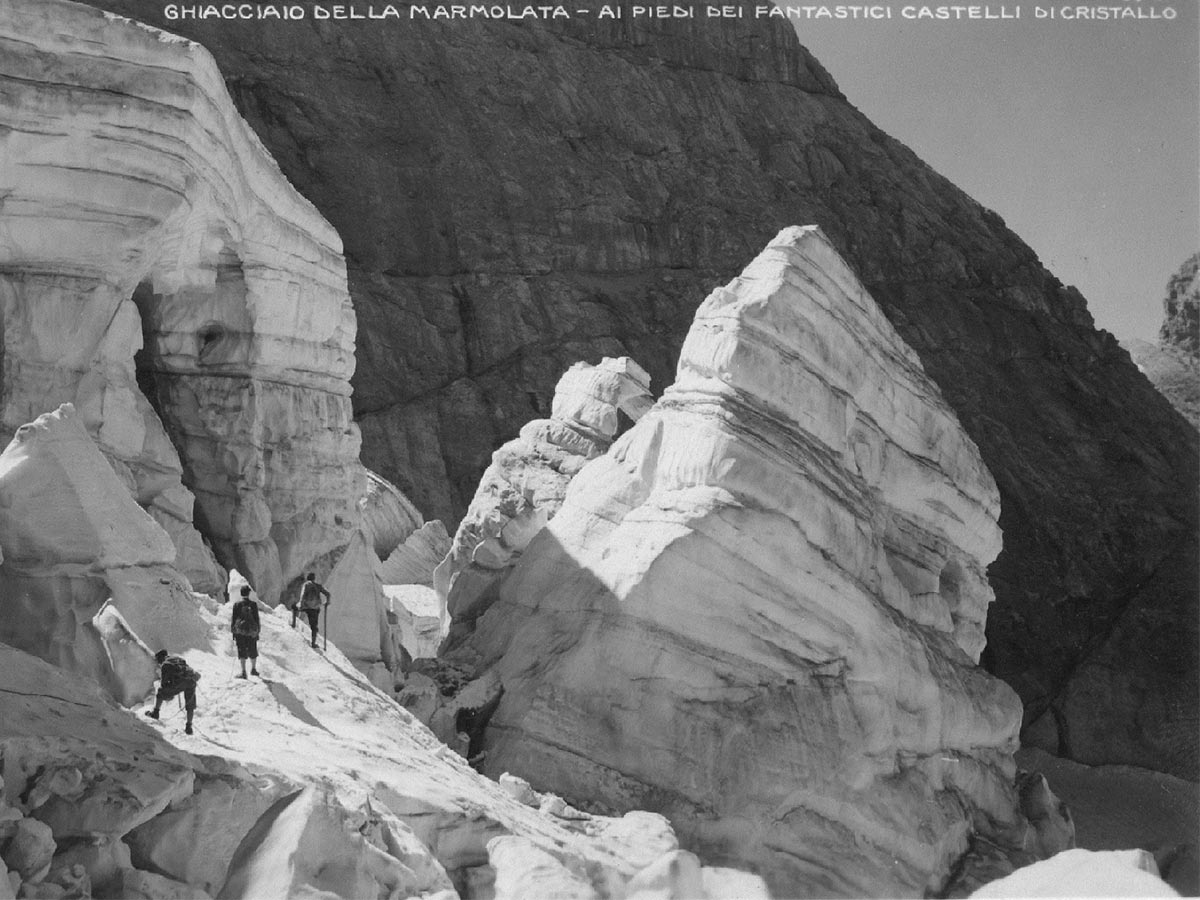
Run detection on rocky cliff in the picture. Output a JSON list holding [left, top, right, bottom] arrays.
[[0, 0, 365, 607], [1161, 254, 1200, 356], [1124, 253, 1200, 430], [454, 227, 1067, 897], [78, 0, 1199, 779]]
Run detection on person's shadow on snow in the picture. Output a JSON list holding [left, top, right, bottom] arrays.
[[261, 680, 332, 733]]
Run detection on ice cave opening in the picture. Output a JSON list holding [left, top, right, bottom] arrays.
[[130, 237, 253, 581]]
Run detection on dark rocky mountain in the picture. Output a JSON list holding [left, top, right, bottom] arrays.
[[84, 1, 1197, 780]]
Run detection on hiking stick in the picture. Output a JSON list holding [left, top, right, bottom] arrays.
[[323, 601, 329, 652]]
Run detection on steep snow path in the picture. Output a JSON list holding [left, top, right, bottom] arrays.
[[2, 594, 769, 899], [137, 599, 669, 879]]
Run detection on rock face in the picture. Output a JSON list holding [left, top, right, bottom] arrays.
[[79, 0, 1199, 779], [1124, 254, 1200, 430], [1160, 254, 1200, 356], [457, 227, 1055, 897], [436, 357, 652, 648], [0, 405, 207, 703], [1070, 254, 1200, 781], [0, 0, 364, 605]]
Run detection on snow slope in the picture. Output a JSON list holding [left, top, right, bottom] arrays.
[[0, 591, 770, 899]]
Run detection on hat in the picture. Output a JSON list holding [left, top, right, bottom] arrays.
[[240, 585, 250, 597], [154, 650, 169, 664]]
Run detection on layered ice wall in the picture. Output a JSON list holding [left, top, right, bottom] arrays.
[[0, 0, 363, 604], [465, 227, 1041, 897], [436, 357, 653, 648], [0, 405, 206, 703]]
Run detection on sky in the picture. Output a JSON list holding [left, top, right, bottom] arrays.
[[785, 1, 1199, 341]]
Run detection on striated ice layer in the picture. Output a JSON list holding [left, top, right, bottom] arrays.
[[436, 356, 653, 650], [0, 0, 364, 603], [464, 227, 1047, 897]]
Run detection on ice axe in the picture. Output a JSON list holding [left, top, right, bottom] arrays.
[[323, 599, 329, 652]]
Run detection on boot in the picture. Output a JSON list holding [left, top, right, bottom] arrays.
[[184, 723, 193, 735], [145, 709, 160, 719]]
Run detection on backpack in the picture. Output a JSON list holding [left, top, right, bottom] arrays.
[[299, 581, 324, 610], [161, 656, 200, 691], [232, 600, 260, 637]]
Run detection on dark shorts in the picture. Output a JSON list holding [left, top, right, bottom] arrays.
[[158, 682, 197, 711], [234, 635, 258, 659]]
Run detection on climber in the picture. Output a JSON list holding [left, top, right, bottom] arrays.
[[231, 584, 261, 678], [146, 650, 201, 735], [292, 572, 331, 649]]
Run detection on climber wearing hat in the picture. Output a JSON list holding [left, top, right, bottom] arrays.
[[146, 649, 201, 735]]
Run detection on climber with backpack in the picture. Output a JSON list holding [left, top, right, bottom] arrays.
[[291, 572, 331, 650], [231, 584, 261, 678], [146, 650, 201, 735]]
